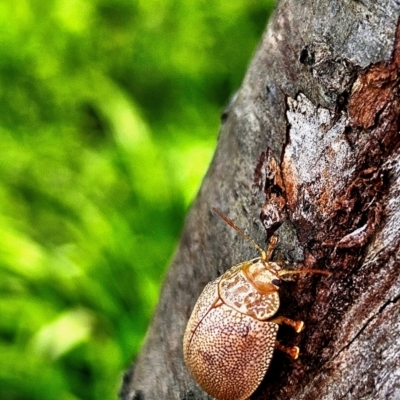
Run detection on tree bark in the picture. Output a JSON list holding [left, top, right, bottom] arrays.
[[121, 1, 400, 399]]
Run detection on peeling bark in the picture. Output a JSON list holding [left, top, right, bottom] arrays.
[[121, 1, 400, 399]]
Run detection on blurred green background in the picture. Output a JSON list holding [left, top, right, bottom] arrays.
[[0, 1, 274, 399]]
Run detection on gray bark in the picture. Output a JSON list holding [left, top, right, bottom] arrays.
[[120, 1, 400, 399]]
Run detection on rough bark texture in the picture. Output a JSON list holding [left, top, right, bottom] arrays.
[[121, 1, 400, 399]]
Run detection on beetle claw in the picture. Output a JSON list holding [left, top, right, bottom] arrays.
[[295, 320, 305, 333]]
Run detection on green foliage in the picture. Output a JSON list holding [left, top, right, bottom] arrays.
[[0, 0, 274, 399]]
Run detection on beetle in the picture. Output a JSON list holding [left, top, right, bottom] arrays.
[[183, 208, 329, 400]]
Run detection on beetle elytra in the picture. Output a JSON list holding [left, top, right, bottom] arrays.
[[183, 208, 329, 400]]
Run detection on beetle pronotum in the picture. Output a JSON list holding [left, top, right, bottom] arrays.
[[183, 208, 329, 400]]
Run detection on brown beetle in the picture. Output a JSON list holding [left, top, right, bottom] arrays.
[[183, 208, 329, 400]]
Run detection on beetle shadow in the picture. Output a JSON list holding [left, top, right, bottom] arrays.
[[252, 350, 293, 399], [252, 332, 305, 400], [251, 281, 310, 399]]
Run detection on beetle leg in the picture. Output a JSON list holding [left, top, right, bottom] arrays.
[[275, 341, 300, 359], [269, 316, 304, 333]]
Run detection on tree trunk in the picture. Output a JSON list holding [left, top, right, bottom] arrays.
[[120, 1, 400, 399]]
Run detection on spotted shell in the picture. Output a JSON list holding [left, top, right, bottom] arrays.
[[183, 259, 281, 400]]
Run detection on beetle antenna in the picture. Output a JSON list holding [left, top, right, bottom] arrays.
[[212, 208, 267, 260], [278, 269, 331, 277]]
